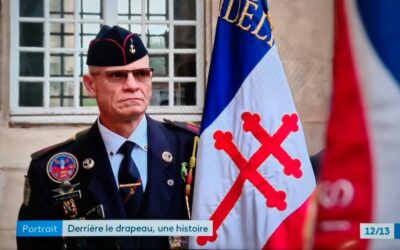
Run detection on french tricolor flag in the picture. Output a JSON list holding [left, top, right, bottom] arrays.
[[189, 0, 315, 249], [314, 0, 400, 249]]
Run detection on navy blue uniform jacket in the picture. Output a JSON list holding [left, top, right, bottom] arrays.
[[17, 116, 197, 250]]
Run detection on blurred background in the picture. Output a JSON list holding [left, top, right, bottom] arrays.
[[0, 0, 332, 248]]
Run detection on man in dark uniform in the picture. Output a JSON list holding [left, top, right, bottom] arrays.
[[17, 25, 199, 250]]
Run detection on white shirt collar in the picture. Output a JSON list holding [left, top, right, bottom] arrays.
[[97, 116, 148, 157]]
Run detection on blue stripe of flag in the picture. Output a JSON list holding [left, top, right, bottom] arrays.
[[356, 0, 400, 87], [201, 0, 274, 132]]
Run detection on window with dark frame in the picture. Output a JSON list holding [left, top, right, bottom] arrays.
[[11, 0, 203, 122]]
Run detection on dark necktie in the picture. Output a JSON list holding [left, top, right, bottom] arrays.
[[118, 141, 143, 218]]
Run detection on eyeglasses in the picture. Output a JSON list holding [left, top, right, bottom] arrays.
[[90, 68, 153, 84]]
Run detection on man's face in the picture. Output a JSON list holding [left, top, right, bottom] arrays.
[[83, 55, 152, 122]]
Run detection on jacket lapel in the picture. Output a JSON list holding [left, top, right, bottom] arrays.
[[74, 122, 126, 219], [144, 116, 176, 218]]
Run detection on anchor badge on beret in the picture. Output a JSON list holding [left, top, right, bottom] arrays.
[[129, 39, 136, 54]]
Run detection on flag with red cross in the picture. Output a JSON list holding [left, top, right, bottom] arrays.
[[190, 0, 316, 249]]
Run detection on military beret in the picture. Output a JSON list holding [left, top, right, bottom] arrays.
[[86, 25, 148, 66]]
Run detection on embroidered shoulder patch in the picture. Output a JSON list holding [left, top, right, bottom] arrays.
[[46, 152, 79, 183]]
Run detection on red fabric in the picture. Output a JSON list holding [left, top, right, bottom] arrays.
[[313, 0, 373, 249], [263, 196, 313, 250]]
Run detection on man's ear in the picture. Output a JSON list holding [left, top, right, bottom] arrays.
[[82, 74, 97, 98]]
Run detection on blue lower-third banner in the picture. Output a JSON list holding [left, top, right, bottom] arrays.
[[17, 220, 212, 237]]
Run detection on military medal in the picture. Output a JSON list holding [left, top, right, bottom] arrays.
[[169, 236, 188, 250], [119, 182, 141, 196], [52, 181, 81, 203], [62, 197, 78, 218], [162, 151, 173, 163], [47, 152, 81, 219], [82, 158, 95, 169]]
